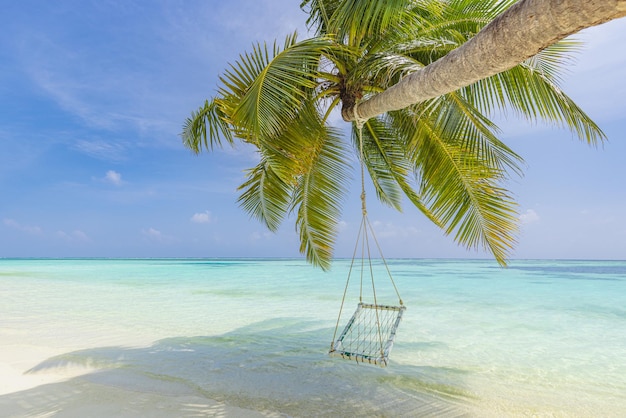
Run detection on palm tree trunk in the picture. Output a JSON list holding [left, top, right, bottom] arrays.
[[344, 0, 626, 122]]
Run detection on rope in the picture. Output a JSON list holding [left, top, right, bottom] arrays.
[[353, 106, 386, 358], [354, 105, 367, 221], [330, 214, 363, 351], [354, 104, 369, 306], [331, 104, 368, 351], [353, 104, 403, 306], [330, 103, 404, 359]]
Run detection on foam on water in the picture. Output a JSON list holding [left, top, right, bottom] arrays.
[[1, 258, 625, 416]]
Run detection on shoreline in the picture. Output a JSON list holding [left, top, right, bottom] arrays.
[[0, 342, 271, 417], [0, 340, 473, 417], [2, 258, 625, 416]]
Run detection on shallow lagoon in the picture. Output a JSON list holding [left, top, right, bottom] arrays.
[[1, 258, 625, 416]]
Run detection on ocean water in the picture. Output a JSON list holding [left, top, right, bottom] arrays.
[[1, 258, 625, 417]]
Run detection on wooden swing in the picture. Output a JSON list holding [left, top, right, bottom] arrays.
[[329, 112, 406, 367]]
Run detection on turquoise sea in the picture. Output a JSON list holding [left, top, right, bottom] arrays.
[[1, 258, 625, 417]]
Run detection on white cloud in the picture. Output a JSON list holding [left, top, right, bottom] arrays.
[[371, 220, 420, 239], [104, 170, 123, 186], [3, 218, 43, 235], [190, 210, 212, 224], [74, 140, 128, 162], [142, 227, 162, 241], [519, 209, 540, 225], [141, 227, 179, 244], [57, 229, 90, 242], [72, 230, 90, 241]]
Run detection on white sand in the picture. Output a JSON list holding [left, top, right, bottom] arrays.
[[0, 344, 94, 395], [0, 344, 271, 417]]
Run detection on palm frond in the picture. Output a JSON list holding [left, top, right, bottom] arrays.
[[326, 0, 413, 46], [354, 118, 404, 210], [237, 157, 293, 232], [182, 99, 234, 153], [523, 40, 580, 84], [399, 0, 511, 63], [292, 127, 349, 270], [231, 35, 331, 141], [465, 57, 606, 145], [357, 116, 440, 227], [261, 102, 330, 185], [456, 35, 605, 145], [407, 98, 519, 264], [300, 0, 337, 35], [350, 0, 516, 95], [364, 118, 442, 227], [351, 52, 424, 90], [442, 92, 523, 175]]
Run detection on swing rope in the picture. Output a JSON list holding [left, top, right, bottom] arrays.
[[329, 105, 405, 366]]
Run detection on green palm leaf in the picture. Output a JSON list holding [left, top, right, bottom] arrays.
[[238, 157, 293, 232], [293, 126, 349, 270], [355, 118, 405, 210], [300, 0, 337, 35], [230, 34, 330, 141], [407, 97, 519, 264], [400, 0, 513, 63], [496, 64, 604, 144], [182, 99, 234, 153], [306, 0, 412, 45], [357, 116, 440, 227], [463, 42, 605, 145]]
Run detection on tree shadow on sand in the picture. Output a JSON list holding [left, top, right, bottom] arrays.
[[1, 318, 475, 417]]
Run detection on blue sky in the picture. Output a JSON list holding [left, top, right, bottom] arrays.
[[1, 1, 625, 262]]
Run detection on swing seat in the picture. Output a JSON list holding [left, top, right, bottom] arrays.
[[329, 302, 406, 367]]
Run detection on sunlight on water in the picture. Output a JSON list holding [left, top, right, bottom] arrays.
[[1, 258, 625, 416]]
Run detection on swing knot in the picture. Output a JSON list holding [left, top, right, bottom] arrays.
[[360, 191, 367, 215], [353, 104, 367, 130], [352, 105, 366, 130]]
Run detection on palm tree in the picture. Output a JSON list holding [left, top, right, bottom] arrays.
[[349, 0, 626, 121], [183, 0, 604, 270]]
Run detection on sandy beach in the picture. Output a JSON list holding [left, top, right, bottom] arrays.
[[0, 337, 467, 417], [1, 370, 269, 417], [0, 306, 274, 416], [0, 333, 282, 417]]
